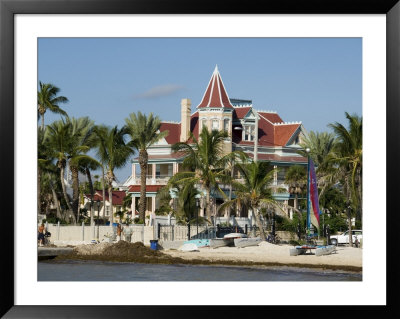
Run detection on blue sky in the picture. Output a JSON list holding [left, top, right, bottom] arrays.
[[38, 37, 362, 182]]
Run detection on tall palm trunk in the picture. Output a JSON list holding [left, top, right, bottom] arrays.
[[38, 165, 41, 215], [41, 113, 45, 131], [139, 150, 148, 222], [108, 183, 114, 225], [86, 168, 95, 226], [102, 166, 106, 220], [59, 163, 75, 224], [47, 173, 62, 219], [70, 165, 80, 223], [345, 176, 353, 247], [51, 187, 62, 219], [205, 188, 211, 221], [253, 207, 267, 241]]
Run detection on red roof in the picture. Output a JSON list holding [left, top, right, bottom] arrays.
[[159, 122, 180, 144], [86, 190, 126, 205], [258, 112, 283, 124], [274, 124, 300, 146], [233, 107, 252, 120], [232, 110, 301, 147], [127, 185, 163, 193], [197, 66, 233, 109]]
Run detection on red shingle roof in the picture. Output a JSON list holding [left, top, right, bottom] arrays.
[[159, 122, 180, 144], [86, 190, 126, 205], [258, 112, 283, 124], [233, 107, 252, 120], [197, 66, 233, 109], [274, 124, 300, 146]]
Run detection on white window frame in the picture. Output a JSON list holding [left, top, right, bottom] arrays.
[[212, 119, 219, 130], [243, 125, 254, 141], [224, 119, 230, 132]]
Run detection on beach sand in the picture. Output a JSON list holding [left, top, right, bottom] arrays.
[[162, 241, 362, 271], [55, 241, 362, 272]]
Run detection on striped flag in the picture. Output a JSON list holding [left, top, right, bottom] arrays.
[[308, 158, 320, 229]]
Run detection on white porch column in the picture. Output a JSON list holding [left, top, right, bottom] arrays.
[[173, 162, 178, 175], [132, 164, 136, 180], [152, 197, 156, 213], [152, 164, 156, 179], [284, 200, 289, 218], [131, 195, 136, 216], [273, 165, 278, 185]]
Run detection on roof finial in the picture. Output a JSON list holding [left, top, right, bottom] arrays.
[[214, 64, 219, 74]]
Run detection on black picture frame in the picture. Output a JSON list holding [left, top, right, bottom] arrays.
[[1, 0, 398, 317]]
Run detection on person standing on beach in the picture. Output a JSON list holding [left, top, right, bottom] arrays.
[[38, 223, 46, 246], [116, 223, 123, 242]]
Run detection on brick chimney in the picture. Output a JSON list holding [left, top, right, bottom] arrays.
[[180, 98, 191, 142]]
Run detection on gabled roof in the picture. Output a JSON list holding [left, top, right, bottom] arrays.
[[258, 111, 283, 124], [233, 107, 252, 120], [197, 65, 234, 109], [233, 113, 302, 147], [86, 190, 126, 206], [159, 122, 180, 144], [274, 124, 301, 146]]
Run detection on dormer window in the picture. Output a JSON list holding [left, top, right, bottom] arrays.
[[243, 125, 254, 141]]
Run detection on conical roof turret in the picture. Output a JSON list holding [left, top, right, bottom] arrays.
[[197, 65, 234, 109]]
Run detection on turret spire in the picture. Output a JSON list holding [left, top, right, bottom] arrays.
[[197, 66, 233, 109]]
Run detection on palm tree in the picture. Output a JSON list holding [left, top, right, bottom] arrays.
[[44, 120, 74, 221], [170, 126, 247, 222], [93, 125, 132, 225], [37, 82, 69, 130], [79, 157, 101, 226], [300, 131, 337, 169], [45, 117, 98, 223], [299, 131, 338, 201], [124, 112, 168, 222], [38, 128, 62, 219], [174, 182, 202, 224], [67, 117, 97, 223], [218, 161, 283, 241], [329, 112, 362, 247], [284, 165, 307, 216]]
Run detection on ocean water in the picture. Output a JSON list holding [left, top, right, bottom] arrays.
[[38, 260, 362, 281]]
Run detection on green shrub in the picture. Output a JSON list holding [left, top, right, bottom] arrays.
[[134, 218, 144, 224]]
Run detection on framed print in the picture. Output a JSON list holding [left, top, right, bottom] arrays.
[[1, 0, 399, 317]]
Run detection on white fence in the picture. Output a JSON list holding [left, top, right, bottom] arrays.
[[45, 222, 156, 246]]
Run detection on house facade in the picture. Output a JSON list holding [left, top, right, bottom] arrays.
[[82, 190, 128, 223], [123, 66, 308, 221]]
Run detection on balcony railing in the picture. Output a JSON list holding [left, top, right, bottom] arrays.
[[132, 176, 172, 185]]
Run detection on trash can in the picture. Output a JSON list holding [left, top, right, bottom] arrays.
[[150, 239, 158, 250]]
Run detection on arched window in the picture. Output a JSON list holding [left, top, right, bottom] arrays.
[[224, 119, 230, 132], [212, 119, 219, 130], [201, 119, 207, 130]]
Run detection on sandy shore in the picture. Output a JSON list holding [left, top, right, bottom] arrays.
[[53, 241, 362, 272], [162, 241, 362, 271]]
